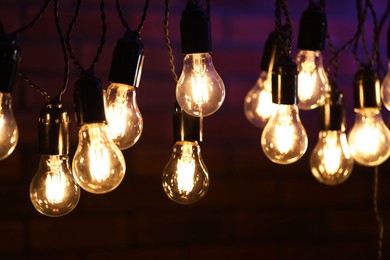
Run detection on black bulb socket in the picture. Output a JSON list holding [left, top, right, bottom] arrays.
[[297, 2, 327, 51], [74, 71, 106, 126], [38, 99, 69, 155], [108, 30, 144, 87], [180, 1, 212, 54], [173, 102, 202, 143], [272, 53, 298, 104], [260, 29, 284, 72], [0, 34, 21, 93], [319, 88, 346, 131], [353, 64, 381, 109]]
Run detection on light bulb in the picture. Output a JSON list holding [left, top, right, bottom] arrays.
[[72, 123, 126, 194], [105, 83, 143, 150], [311, 130, 353, 185], [296, 50, 328, 110], [0, 92, 18, 160], [30, 154, 80, 217], [162, 141, 209, 205], [261, 104, 308, 164], [380, 62, 390, 110], [347, 108, 390, 166], [176, 53, 225, 117], [244, 71, 277, 128]]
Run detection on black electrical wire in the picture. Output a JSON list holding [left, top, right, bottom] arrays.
[[275, 0, 293, 54], [164, 0, 179, 83], [115, 0, 150, 35], [18, 72, 51, 101], [375, 0, 390, 76]]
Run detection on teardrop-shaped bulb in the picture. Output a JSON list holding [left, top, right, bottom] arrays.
[[72, 123, 126, 194], [105, 83, 143, 150], [310, 130, 353, 185], [176, 53, 225, 117], [381, 62, 390, 110], [296, 50, 328, 110], [30, 155, 80, 217], [347, 108, 390, 166], [0, 92, 18, 160], [162, 141, 209, 205], [261, 104, 308, 164], [243, 71, 277, 128]]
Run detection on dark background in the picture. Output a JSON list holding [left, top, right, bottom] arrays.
[[1, 0, 390, 259]]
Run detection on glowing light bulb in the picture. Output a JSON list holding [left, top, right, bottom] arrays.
[[30, 155, 80, 217], [105, 83, 143, 150], [348, 108, 390, 166], [0, 92, 18, 160], [176, 53, 225, 117], [311, 131, 353, 185], [72, 123, 126, 194], [162, 141, 209, 205], [244, 71, 277, 128], [381, 62, 390, 110], [261, 104, 308, 164], [296, 50, 328, 110]]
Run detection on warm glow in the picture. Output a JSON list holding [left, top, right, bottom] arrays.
[[176, 143, 196, 194], [190, 54, 209, 106], [298, 70, 317, 101], [45, 173, 66, 204], [323, 141, 341, 175], [89, 145, 111, 182], [353, 126, 381, 156], [105, 84, 128, 139], [274, 123, 295, 154], [255, 88, 275, 119]]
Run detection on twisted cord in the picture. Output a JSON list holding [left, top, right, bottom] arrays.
[[375, 0, 390, 75], [87, 0, 106, 72], [164, 0, 178, 83], [275, 0, 293, 54], [116, 0, 150, 35], [373, 167, 384, 260], [13, 0, 52, 35], [54, 0, 69, 100], [367, 0, 379, 66], [18, 72, 51, 101], [65, 0, 83, 71]]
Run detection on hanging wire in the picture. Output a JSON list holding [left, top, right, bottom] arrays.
[[18, 72, 51, 101], [115, 0, 150, 35], [375, 0, 390, 75], [66, 0, 107, 73], [275, 0, 293, 54], [164, 0, 179, 83], [373, 166, 384, 260], [53, 0, 70, 100]]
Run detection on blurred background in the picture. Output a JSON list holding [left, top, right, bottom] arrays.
[[0, 0, 390, 259]]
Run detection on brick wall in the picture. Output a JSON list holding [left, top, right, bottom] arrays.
[[0, 0, 389, 259]]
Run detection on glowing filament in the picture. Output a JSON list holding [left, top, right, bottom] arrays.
[[354, 127, 381, 156], [176, 143, 196, 194], [323, 143, 341, 175], [45, 157, 66, 204], [274, 123, 295, 154], [191, 57, 209, 105], [89, 146, 110, 182]]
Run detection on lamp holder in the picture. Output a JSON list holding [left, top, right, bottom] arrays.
[[0, 34, 21, 93], [38, 99, 69, 155], [74, 70, 106, 126], [353, 64, 381, 109], [180, 1, 212, 54], [108, 30, 144, 87], [297, 2, 326, 51], [272, 52, 298, 104], [260, 29, 285, 72], [319, 87, 346, 131], [173, 102, 202, 142]]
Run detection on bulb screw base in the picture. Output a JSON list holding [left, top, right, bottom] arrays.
[[74, 71, 106, 126], [272, 53, 298, 105], [297, 2, 327, 51], [173, 102, 202, 142], [180, 1, 212, 54], [38, 99, 69, 155], [319, 87, 346, 131], [353, 64, 381, 109], [0, 34, 20, 93], [108, 30, 144, 87]]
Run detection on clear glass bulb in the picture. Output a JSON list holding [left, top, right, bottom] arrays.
[[243, 71, 277, 128], [162, 141, 209, 205], [347, 108, 390, 166], [261, 104, 308, 164], [105, 83, 143, 150], [72, 123, 126, 194], [0, 92, 18, 160], [176, 53, 225, 117], [296, 50, 328, 110], [381, 62, 390, 110], [310, 130, 353, 185], [30, 154, 80, 217]]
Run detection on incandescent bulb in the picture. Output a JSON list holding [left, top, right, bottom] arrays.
[[296, 50, 328, 110], [176, 53, 225, 117], [30, 155, 80, 217], [261, 104, 308, 164], [0, 92, 18, 160], [105, 83, 143, 150], [347, 108, 390, 166], [311, 131, 353, 185], [380, 62, 390, 110], [162, 141, 209, 205], [244, 71, 277, 128], [72, 123, 126, 194]]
